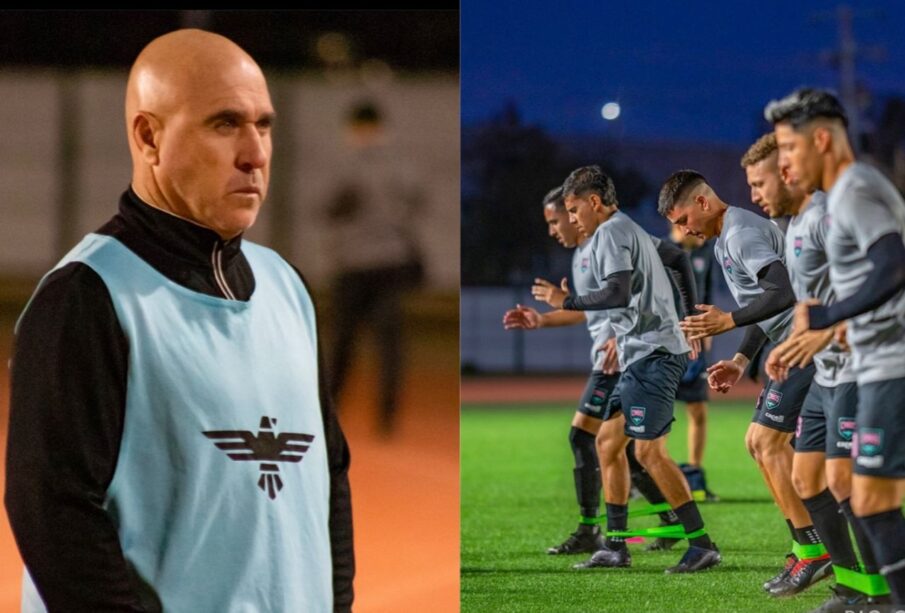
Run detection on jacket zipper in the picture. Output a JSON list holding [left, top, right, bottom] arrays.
[[211, 242, 237, 300]]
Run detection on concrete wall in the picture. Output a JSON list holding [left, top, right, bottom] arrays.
[[0, 69, 459, 289]]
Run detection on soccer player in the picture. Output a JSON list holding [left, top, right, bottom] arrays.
[[658, 169, 832, 594], [743, 131, 884, 606], [766, 87, 905, 605], [504, 187, 679, 554], [534, 166, 720, 574]]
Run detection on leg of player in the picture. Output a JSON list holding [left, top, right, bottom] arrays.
[[547, 412, 606, 555], [851, 379, 905, 604], [573, 415, 632, 569], [686, 401, 706, 469], [625, 441, 682, 552]]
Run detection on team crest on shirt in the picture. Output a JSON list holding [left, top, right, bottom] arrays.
[[837, 417, 856, 441], [693, 257, 705, 273], [723, 256, 734, 275], [581, 257, 589, 273], [765, 390, 783, 410], [203, 416, 315, 500], [794, 237, 803, 257]]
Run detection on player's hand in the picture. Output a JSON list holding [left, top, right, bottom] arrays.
[[602, 337, 619, 374], [834, 321, 849, 352], [765, 343, 790, 383], [532, 277, 569, 309], [679, 304, 735, 340], [792, 298, 821, 334], [687, 337, 701, 361], [779, 328, 835, 369], [706, 359, 744, 393], [502, 304, 542, 330]]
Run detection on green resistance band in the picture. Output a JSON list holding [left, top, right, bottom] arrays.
[[582, 502, 674, 525], [791, 540, 827, 560], [607, 526, 706, 540], [833, 565, 891, 597]]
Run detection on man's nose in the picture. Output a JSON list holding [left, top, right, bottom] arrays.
[[237, 126, 270, 172]]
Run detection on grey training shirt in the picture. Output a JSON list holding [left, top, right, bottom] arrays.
[[573, 238, 614, 369], [714, 206, 793, 343], [588, 211, 689, 369], [826, 162, 905, 384], [786, 191, 855, 386]]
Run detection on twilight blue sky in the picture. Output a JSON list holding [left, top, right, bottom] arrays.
[[462, 0, 905, 145]]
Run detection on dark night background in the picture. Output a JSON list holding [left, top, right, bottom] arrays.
[[461, 0, 905, 285]]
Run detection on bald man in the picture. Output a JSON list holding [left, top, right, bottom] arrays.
[[5, 30, 353, 612]]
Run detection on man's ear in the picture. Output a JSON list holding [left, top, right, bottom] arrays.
[[589, 193, 604, 213], [696, 193, 709, 211], [812, 125, 832, 155], [132, 111, 162, 165]]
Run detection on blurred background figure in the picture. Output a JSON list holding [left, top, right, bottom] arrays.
[[0, 10, 458, 613], [326, 100, 425, 436]]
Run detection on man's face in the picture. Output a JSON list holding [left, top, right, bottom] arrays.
[[564, 194, 600, 237], [775, 123, 822, 194], [745, 154, 793, 218], [670, 222, 703, 248], [665, 197, 715, 240], [544, 203, 582, 248], [156, 60, 274, 239]]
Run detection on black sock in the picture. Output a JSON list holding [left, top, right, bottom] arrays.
[[858, 509, 905, 603], [626, 441, 666, 505], [605, 503, 628, 550], [569, 427, 601, 519], [840, 498, 880, 573], [786, 518, 796, 542], [802, 489, 858, 568], [794, 525, 822, 546], [673, 501, 713, 549]]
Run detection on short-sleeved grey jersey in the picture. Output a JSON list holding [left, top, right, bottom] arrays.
[[573, 239, 613, 368], [826, 162, 905, 384], [714, 206, 793, 343], [588, 211, 689, 369], [786, 191, 855, 386]]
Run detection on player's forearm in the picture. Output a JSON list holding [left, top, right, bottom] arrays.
[[731, 260, 795, 327], [735, 324, 768, 361], [809, 232, 905, 329], [538, 309, 586, 327], [563, 270, 631, 310], [656, 240, 698, 316]]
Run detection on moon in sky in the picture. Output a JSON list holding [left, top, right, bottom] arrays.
[[601, 102, 621, 121]]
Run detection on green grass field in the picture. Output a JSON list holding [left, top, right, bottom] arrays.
[[461, 401, 833, 613]]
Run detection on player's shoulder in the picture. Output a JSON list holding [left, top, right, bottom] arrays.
[[17, 261, 114, 334]]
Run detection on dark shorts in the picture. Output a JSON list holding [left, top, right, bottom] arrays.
[[609, 350, 687, 441], [676, 350, 708, 403], [752, 362, 816, 433], [577, 371, 621, 419], [795, 381, 858, 458], [854, 377, 905, 478]]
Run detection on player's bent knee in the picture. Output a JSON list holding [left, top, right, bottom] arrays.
[[826, 461, 851, 502]]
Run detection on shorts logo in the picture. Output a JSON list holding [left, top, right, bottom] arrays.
[[723, 256, 734, 275], [630, 406, 646, 426], [693, 257, 705, 273], [589, 389, 608, 407], [796, 416, 803, 438], [766, 390, 783, 410], [837, 417, 856, 442], [764, 412, 784, 423], [858, 428, 883, 457], [581, 257, 589, 273], [793, 236, 803, 257]]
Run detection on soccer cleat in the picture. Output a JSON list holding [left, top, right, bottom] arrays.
[[664, 543, 721, 574], [546, 525, 605, 555], [768, 554, 833, 597], [807, 585, 868, 613], [572, 546, 632, 569], [763, 553, 798, 591]]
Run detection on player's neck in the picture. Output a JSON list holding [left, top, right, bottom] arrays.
[[823, 147, 855, 192]]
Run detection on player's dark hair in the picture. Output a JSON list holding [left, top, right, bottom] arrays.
[[657, 170, 707, 217], [542, 186, 564, 210], [347, 100, 382, 125], [561, 165, 618, 207], [764, 88, 848, 129]]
